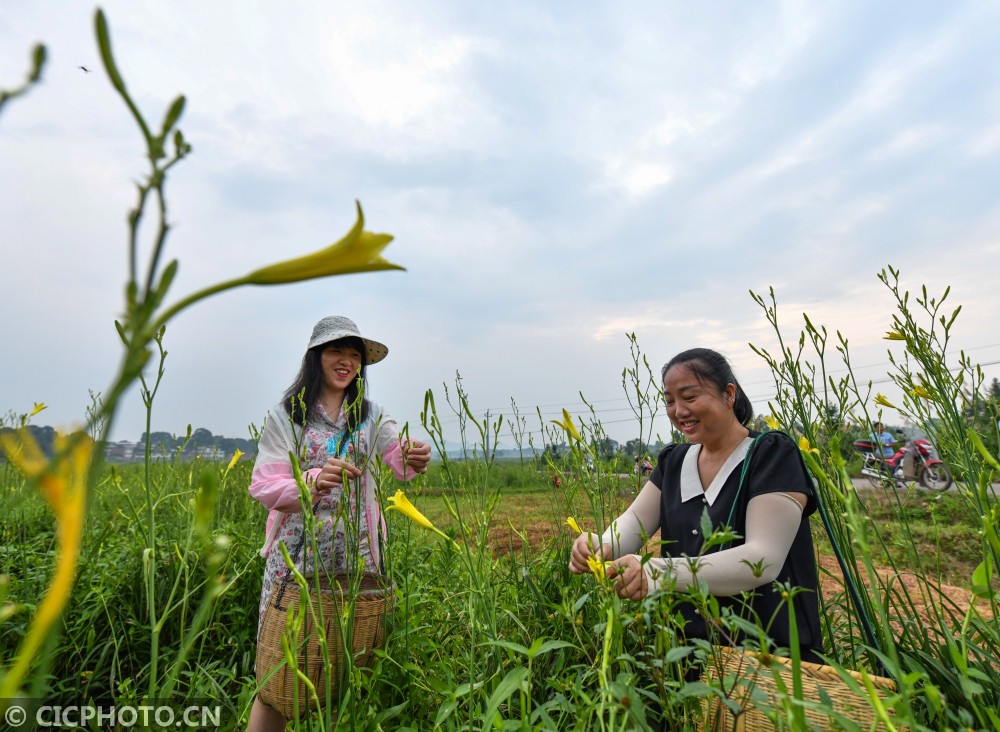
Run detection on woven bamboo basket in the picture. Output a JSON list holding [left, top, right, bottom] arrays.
[[700, 646, 897, 731], [256, 572, 394, 719]]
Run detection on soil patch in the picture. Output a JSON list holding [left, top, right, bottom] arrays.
[[486, 516, 992, 621]]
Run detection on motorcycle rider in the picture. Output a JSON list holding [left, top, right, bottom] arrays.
[[871, 422, 910, 477], [870, 422, 896, 459]]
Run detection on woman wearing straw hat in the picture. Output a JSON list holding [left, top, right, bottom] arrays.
[[248, 316, 430, 730], [569, 348, 823, 665]]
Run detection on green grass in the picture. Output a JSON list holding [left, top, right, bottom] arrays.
[[1, 454, 994, 730]]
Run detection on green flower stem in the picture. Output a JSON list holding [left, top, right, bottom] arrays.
[[149, 276, 252, 336]]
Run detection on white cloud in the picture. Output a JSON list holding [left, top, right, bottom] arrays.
[[965, 126, 1000, 157], [3, 1, 1000, 445], [602, 158, 674, 197], [866, 125, 945, 162]]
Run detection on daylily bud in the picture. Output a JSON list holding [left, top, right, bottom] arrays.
[[386, 489, 457, 547], [226, 448, 244, 473], [551, 408, 583, 442], [245, 202, 403, 285]]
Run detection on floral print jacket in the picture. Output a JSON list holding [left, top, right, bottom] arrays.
[[248, 399, 414, 568]]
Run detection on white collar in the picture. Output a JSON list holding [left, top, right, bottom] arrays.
[[679, 436, 756, 505]]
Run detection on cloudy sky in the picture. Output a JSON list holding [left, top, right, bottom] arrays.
[[3, 1, 999, 450]]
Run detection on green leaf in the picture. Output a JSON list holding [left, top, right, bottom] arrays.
[[452, 679, 484, 697], [433, 699, 457, 728], [488, 639, 530, 657], [528, 639, 574, 660], [114, 319, 129, 347], [699, 507, 713, 540], [149, 260, 179, 311], [160, 95, 186, 137], [664, 646, 694, 664], [971, 557, 997, 600], [483, 667, 529, 725]]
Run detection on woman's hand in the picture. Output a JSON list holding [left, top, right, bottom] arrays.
[[314, 457, 362, 494], [569, 532, 611, 574], [606, 555, 649, 600], [402, 439, 431, 474]]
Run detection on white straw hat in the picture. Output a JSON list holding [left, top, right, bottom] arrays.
[[307, 316, 388, 364]]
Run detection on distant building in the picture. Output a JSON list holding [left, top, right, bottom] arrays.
[[195, 445, 226, 461], [104, 441, 141, 462]]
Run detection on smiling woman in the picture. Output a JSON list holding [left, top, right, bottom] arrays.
[[246, 315, 431, 730], [569, 347, 824, 664]]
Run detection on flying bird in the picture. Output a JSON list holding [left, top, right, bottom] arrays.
[[78, 65, 90, 73]]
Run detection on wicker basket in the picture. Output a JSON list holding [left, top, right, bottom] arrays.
[[700, 646, 897, 731], [256, 572, 394, 719]]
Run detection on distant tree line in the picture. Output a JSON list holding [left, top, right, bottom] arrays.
[[137, 427, 256, 457], [0, 424, 256, 460]]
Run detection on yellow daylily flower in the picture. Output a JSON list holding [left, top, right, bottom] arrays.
[[910, 385, 933, 400], [883, 330, 906, 341], [550, 408, 583, 442], [29, 402, 47, 417], [244, 202, 403, 285], [225, 448, 244, 473], [586, 554, 607, 581], [566, 516, 583, 533], [798, 436, 820, 456], [386, 489, 457, 546], [0, 429, 91, 698], [763, 415, 780, 430], [874, 393, 896, 409], [150, 203, 403, 332]]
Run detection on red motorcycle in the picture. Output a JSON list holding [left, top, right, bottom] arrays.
[[853, 435, 953, 491]]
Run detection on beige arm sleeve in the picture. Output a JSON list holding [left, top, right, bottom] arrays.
[[642, 491, 805, 596], [599, 480, 661, 557]]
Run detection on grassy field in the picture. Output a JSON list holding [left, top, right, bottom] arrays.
[[1, 453, 995, 730], [413, 462, 988, 588]]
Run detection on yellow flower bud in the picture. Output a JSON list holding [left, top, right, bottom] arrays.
[[245, 202, 403, 285], [550, 408, 583, 442], [225, 448, 244, 473], [386, 490, 458, 547]]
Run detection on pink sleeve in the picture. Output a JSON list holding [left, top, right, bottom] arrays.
[[382, 441, 418, 482], [249, 462, 321, 513]]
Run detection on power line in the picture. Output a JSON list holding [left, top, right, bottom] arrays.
[[426, 348, 1000, 422], [423, 358, 1000, 440]]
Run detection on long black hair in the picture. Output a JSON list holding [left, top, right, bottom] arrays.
[[661, 348, 754, 426], [282, 336, 370, 433]]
